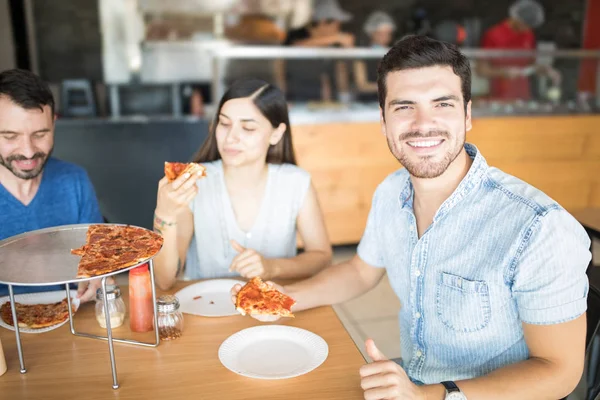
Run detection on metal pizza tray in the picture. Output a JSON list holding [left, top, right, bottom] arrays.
[[0, 224, 162, 286]]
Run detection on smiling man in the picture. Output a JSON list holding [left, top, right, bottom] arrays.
[[233, 35, 590, 399], [0, 69, 104, 302]]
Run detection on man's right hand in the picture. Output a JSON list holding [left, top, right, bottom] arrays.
[[230, 282, 285, 323], [155, 170, 202, 219]]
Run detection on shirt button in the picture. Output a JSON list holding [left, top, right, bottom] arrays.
[[409, 225, 414, 231], [415, 312, 421, 319], [415, 270, 421, 277], [246, 232, 252, 239], [415, 350, 423, 357]]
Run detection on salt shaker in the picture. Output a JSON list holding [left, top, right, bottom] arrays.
[[156, 295, 184, 341], [95, 284, 126, 329]]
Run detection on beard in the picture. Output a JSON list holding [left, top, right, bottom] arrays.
[[0, 148, 52, 180], [387, 128, 465, 179]]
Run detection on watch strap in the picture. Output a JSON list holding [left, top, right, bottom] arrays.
[[441, 381, 460, 393]]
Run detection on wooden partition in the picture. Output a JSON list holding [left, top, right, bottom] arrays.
[[292, 115, 600, 245]]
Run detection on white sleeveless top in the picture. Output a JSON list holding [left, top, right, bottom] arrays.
[[184, 160, 311, 279]]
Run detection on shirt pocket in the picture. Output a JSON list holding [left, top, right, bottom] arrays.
[[436, 272, 491, 333]]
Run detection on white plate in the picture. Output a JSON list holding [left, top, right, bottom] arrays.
[[218, 325, 329, 379], [0, 290, 80, 334], [175, 279, 244, 317]]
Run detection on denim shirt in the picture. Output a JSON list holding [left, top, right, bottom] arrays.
[[357, 143, 590, 384]]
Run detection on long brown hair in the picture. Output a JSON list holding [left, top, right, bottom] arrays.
[[193, 78, 297, 165]]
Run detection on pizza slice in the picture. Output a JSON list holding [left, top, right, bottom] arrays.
[[164, 162, 206, 183], [71, 225, 109, 255], [71, 225, 164, 278], [235, 277, 296, 318], [0, 298, 76, 329]]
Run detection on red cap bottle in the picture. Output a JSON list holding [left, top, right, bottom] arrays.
[[129, 263, 154, 332]]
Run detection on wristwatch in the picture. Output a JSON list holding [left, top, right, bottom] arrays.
[[441, 381, 467, 400]]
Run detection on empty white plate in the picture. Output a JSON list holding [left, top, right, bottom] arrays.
[[0, 290, 80, 334], [175, 279, 244, 317], [219, 325, 329, 379]]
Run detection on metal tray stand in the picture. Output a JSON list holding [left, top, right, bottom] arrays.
[[0, 224, 162, 389]]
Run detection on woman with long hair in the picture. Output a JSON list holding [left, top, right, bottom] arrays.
[[152, 78, 332, 290]]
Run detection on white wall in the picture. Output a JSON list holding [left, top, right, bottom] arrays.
[[0, 0, 16, 71]]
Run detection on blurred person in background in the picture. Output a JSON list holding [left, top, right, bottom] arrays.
[[0, 69, 105, 302], [224, 12, 287, 92], [353, 11, 396, 103], [282, 0, 354, 103], [477, 0, 561, 101]]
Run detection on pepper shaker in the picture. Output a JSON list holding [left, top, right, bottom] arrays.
[[156, 295, 184, 341]]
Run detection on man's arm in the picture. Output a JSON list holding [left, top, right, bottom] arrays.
[[419, 314, 586, 399], [285, 254, 386, 312], [476, 31, 533, 79]]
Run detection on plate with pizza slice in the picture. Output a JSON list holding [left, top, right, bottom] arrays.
[[218, 325, 329, 379], [175, 279, 245, 317], [0, 290, 80, 334]]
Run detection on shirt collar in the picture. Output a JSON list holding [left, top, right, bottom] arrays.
[[398, 143, 489, 217]]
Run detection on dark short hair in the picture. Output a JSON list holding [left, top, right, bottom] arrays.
[[193, 78, 297, 165], [0, 69, 55, 116], [377, 35, 471, 114]]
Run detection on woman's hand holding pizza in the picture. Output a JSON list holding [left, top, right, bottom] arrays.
[[230, 280, 285, 323], [155, 170, 202, 218]]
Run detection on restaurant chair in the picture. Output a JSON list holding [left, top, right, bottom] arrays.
[[584, 264, 600, 400], [60, 79, 97, 118]]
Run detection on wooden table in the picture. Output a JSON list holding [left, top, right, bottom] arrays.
[[0, 281, 366, 399]]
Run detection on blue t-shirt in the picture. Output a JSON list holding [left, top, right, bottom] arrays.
[[0, 157, 103, 296]]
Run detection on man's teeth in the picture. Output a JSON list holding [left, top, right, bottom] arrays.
[[17, 160, 35, 166], [408, 140, 442, 148]]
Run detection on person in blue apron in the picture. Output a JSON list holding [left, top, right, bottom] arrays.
[[0, 69, 104, 302]]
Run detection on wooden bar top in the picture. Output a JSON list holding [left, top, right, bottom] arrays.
[[0, 281, 366, 399]]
